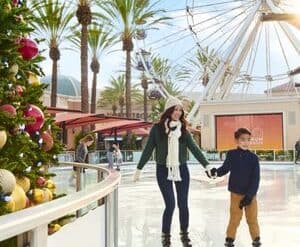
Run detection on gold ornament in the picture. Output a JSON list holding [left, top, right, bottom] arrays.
[[59, 217, 75, 226], [6, 199, 16, 212], [9, 64, 19, 76], [45, 180, 56, 193], [28, 72, 40, 86], [4, 4, 12, 13], [48, 224, 61, 234], [32, 188, 45, 204], [16, 176, 31, 193], [0, 130, 7, 149], [11, 184, 27, 211], [0, 169, 16, 194], [43, 188, 53, 202]]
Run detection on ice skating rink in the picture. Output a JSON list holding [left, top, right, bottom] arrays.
[[118, 164, 300, 247]]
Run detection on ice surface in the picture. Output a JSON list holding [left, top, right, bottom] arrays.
[[118, 164, 300, 247]]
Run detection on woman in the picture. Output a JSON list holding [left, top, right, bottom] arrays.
[[70, 135, 94, 184], [133, 96, 210, 247], [75, 134, 94, 164], [112, 142, 122, 171]]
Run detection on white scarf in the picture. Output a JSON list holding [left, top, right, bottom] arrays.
[[165, 120, 182, 181]]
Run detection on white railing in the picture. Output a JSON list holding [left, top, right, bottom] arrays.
[[0, 162, 121, 247], [86, 149, 297, 163]]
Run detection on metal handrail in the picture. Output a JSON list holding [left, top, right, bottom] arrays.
[[0, 162, 121, 246]]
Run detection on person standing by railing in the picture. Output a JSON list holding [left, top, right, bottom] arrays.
[[133, 96, 211, 247], [69, 135, 94, 185], [295, 139, 300, 164]]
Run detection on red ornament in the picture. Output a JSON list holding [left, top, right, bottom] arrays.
[[15, 85, 24, 96], [0, 104, 17, 116], [17, 38, 39, 61], [41, 131, 54, 152], [12, 0, 18, 6], [36, 177, 46, 187], [24, 104, 45, 134]]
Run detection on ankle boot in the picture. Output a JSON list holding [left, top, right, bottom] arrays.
[[161, 233, 171, 247], [180, 231, 192, 247], [252, 237, 261, 247], [224, 237, 234, 247]]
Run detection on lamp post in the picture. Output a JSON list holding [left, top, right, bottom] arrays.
[[141, 73, 148, 121]]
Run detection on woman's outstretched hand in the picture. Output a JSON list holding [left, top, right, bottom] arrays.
[[133, 169, 141, 182]]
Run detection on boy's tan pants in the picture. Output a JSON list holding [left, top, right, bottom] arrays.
[[226, 192, 260, 240]]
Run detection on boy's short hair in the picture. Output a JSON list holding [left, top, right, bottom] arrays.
[[234, 128, 251, 139]]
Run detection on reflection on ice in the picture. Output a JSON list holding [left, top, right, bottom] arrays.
[[119, 165, 300, 247]]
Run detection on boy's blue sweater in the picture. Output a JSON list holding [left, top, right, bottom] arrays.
[[217, 148, 260, 198]]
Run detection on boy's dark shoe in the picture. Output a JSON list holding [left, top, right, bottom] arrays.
[[252, 237, 261, 246], [180, 231, 192, 247], [239, 195, 252, 209], [162, 233, 171, 247], [224, 237, 234, 247]]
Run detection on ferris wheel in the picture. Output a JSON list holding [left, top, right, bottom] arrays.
[[134, 0, 300, 123]]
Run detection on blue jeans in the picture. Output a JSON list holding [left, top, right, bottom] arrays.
[[156, 164, 190, 234]]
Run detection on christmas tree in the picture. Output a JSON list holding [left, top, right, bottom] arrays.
[[0, 0, 62, 224]]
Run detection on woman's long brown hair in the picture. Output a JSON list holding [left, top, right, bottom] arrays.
[[158, 106, 188, 135]]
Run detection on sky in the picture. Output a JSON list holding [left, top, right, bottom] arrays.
[[38, 0, 300, 95]]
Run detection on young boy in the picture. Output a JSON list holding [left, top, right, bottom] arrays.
[[210, 128, 261, 247]]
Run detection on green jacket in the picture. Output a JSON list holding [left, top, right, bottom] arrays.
[[137, 124, 209, 170]]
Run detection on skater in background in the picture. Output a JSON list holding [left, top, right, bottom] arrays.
[[133, 96, 211, 247], [209, 128, 261, 247], [107, 143, 114, 170], [295, 139, 300, 164], [112, 142, 122, 171]]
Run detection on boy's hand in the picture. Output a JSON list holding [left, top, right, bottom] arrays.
[[205, 168, 217, 179], [239, 196, 252, 209]]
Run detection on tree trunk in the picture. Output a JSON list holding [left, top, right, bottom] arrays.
[[90, 58, 100, 114], [120, 105, 124, 115], [49, 46, 60, 107], [91, 71, 97, 114], [81, 23, 89, 114], [125, 49, 132, 118], [50, 58, 58, 107], [112, 105, 117, 115]]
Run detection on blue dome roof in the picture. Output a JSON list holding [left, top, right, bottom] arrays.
[[42, 75, 81, 97]]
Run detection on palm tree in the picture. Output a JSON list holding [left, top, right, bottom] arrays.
[[150, 54, 181, 96], [71, 24, 116, 113], [98, 0, 170, 118], [184, 47, 219, 86], [31, 0, 73, 107], [98, 74, 142, 116], [76, 0, 92, 114], [147, 54, 183, 121]]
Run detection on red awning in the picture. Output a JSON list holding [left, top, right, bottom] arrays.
[[55, 112, 97, 124], [49, 107, 153, 131], [94, 119, 153, 134]]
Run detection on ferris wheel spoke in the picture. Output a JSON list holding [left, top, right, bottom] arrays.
[[273, 22, 291, 72]]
